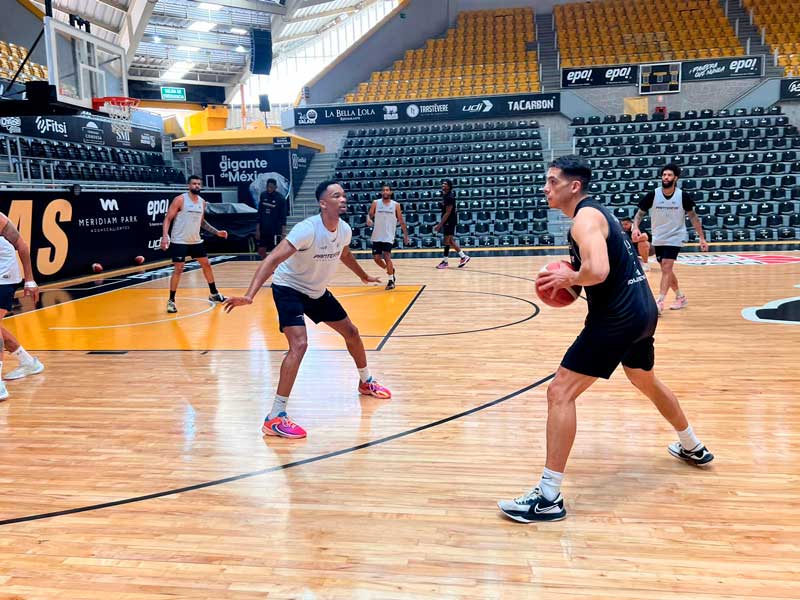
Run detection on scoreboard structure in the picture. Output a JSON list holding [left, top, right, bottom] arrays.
[[639, 62, 681, 94]]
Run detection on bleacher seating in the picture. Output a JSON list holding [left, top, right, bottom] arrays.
[[556, 0, 743, 67], [0, 39, 47, 84], [346, 8, 539, 103], [570, 106, 800, 242], [744, 0, 800, 77], [0, 133, 184, 185], [336, 120, 549, 249]]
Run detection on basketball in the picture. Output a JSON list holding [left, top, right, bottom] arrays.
[[92, 263, 103, 273], [134, 255, 145, 265], [535, 261, 582, 307]]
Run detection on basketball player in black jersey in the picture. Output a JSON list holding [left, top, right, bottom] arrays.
[[498, 156, 714, 523]]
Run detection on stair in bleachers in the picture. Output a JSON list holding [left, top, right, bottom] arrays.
[[723, 0, 782, 76], [288, 152, 337, 227], [570, 107, 800, 242], [537, 13, 562, 92]]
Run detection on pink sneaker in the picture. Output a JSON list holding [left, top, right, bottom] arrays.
[[656, 299, 664, 315], [670, 295, 688, 310], [262, 412, 307, 439], [358, 378, 392, 399], [458, 255, 471, 268], [436, 260, 449, 269]]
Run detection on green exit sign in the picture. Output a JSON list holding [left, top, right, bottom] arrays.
[[160, 86, 187, 101]]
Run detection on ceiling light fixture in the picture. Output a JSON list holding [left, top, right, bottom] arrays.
[[160, 61, 195, 80], [188, 21, 216, 32]]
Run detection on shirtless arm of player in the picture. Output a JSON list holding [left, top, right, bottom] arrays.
[[366, 201, 376, 228], [632, 208, 647, 238], [0, 213, 39, 302], [222, 239, 297, 311], [396, 203, 410, 244], [340, 246, 380, 284], [160, 195, 183, 249], [538, 208, 610, 293], [686, 209, 709, 251]]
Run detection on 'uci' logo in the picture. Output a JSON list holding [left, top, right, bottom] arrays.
[[99, 197, 119, 211]]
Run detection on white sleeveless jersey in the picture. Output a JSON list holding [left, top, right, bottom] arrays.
[[371, 200, 398, 243], [171, 193, 204, 244], [651, 187, 688, 247], [0, 237, 21, 284]]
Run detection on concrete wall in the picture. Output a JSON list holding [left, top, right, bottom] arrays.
[[306, 1, 453, 105], [570, 78, 762, 116], [778, 100, 800, 125], [2, 2, 47, 65]]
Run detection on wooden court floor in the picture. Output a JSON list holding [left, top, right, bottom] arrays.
[[1, 252, 799, 599]]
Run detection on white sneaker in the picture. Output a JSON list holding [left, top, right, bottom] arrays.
[[4, 358, 45, 381], [0, 381, 8, 400]]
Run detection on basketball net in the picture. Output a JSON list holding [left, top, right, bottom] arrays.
[[93, 96, 140, 136]]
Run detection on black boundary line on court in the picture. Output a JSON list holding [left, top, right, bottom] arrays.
[[375, 285, 426, 351], [0, 373, 555, 527]]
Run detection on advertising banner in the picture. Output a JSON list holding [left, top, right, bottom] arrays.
[[780, 78, 800, 100], [681, 55, 764, 81], [293, 93, 561, 126], [0, 189, 221, 282], [0, 114, 161, 151], [561, 64, 638, 88], [200, 150, 291, 208]]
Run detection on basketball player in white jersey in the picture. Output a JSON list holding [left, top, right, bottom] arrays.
[[223, 180, 392, 439], [366, 184, 410, 290], [0, 211, 41, 400], [633, 164, 708, 315], [160, 175, 229, 313]]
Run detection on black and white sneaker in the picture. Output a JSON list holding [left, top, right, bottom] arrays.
[[209, 293, 227, 303], [497, 487, 566, 523], [668, 442, 715, 466], [385, 279, 396, 291]]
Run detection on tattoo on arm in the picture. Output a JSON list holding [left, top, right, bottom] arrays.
[[0, 220, 21, 246], [201, 220, 220, 235], [633, 209, 646, 228]]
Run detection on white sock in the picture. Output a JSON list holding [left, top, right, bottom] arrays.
[[458, 250, 466, 258], [676, 289, 684, 298], [0, 361, 4, 378], [538, 467, 564, 501], [358, 367, 371, 383], [657, 294, 666, 302], [268, 394, 289, 420], [12, 347, 34, 365], [677, 425, 701, 451]]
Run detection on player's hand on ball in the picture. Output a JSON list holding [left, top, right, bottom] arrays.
[[218, 230, 228, 239], [699, 239, 709, 252], [537, 269, 576, 297], [223, 296, 252, 313], [362, 275, 381, 285]]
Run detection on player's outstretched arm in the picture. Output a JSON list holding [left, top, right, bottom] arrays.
[[340, 246, 380, 284], [223, 239, 297, 312], [0, 213, 38, 302]]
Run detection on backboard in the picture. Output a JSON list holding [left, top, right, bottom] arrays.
[[43, 16, 128, 109]]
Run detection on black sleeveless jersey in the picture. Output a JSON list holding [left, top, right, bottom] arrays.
[[567, 198, 657, 330]]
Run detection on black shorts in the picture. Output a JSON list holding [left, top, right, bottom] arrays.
[[442, 222, 457, 236], [171, 242, 207, 263], [654, 245, 680, 262], [561, 316, 658, 379], [371, 241, 394, 255], [271, 284, 348, 332], [0, 282, 18, 312]]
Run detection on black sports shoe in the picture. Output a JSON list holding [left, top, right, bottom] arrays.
[[668, 442, 715, 466], [385, 279, 395, 290], [209, 293, 227, 303], [497, 487, 566, 523]]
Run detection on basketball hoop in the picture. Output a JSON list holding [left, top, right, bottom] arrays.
[[93, 96, 140, 136]]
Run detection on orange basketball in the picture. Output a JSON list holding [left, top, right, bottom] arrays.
[[134, 255, 145, 265], [92, 263, 103, 273], [535, 261, 582, 308]]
